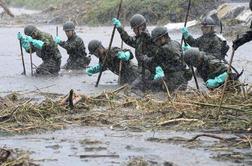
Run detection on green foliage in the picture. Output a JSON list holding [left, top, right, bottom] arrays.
[[5, 0, 63, 9]]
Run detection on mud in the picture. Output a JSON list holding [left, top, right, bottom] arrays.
[[0, 7, 252, 166]]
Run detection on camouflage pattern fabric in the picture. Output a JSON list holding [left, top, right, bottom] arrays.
[[185, 32, 229, 60], [29, 30, 61, 75], [132, 40, 191, 92], [99, 47, 141, 85], [59, 34, 91, 70]]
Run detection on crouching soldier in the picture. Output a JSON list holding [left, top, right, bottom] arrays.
[[86, 40, 140, 85], [55, 21, 91, 70], [181, 16, 229, 61], [17, 25, 61, 75], [183, 48, 241, 90], [133, 27, 192, 92]]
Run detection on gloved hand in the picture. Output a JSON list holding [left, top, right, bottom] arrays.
[[85, 64, 101, 76], [17, 33, 31, 51], [180, 27, 190, 39], [112, 18, 121, 28], [206, 72, 228, 89], [55, 36, 61, 45], [17, 32, 25, 40], [154, 66, 165, 80], [232, 38, 242, 51], [30, 39, 44, 49], [182, 43, 191, 52], [116, 51, 131, 61]]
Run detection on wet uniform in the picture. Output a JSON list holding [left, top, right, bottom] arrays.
[[185, 32, 229, 60], [99, 47, 140, 85], [59, 33, 91, 70], [29, 30, 61, 75]]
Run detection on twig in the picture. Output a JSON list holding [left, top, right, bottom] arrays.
[[159, 118, 200, 126], [79, 154, 120, 158], [188, 134, 225, 142]]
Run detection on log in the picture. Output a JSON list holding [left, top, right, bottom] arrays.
[[0, 0, 14, 17]]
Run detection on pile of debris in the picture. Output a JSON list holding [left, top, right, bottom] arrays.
[[0, 147, 37, 166]]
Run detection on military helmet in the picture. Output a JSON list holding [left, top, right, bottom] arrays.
[[201, 16, 215, 27], [24, 25, 37, 36], [151, 26, 168, 41], [130, 14, 146, 29], [88, 40, 102, 54], [183, 47, 202, 67], [63, 21, 75, 31]]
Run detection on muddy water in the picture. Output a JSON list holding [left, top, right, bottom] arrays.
[[0, 23, 251, 165], [0, 127, 238, 166]]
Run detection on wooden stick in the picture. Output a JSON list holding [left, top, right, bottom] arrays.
[[188, 134, 225, 142], [80, 154, 119, 158], [29, 44, 33, 76], [56, 26, 59, 36], [218, 46, 236, 113], [180, 0, 191, 45], [159, 118, 200, 126], [95, 0, 123, 87], [19, 37, 26, 75]]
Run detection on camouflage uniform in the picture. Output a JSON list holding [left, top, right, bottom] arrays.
[[29, 30, 61, 75], [184, 49, 227, 82], [99, 47, 140, 85], [185, 32, 229, 60], [136, 40, 191, 92], [116, 27, 156, 67], [59, 33, 91, 70]]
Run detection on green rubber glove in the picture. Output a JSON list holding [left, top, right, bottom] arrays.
[[206, 72, 228, 89], [180, 27, 190, 39], [85, 64, 101, 76], [112, 18, 121, 28], [116, 51, 130, 61], [182, 43, 191, 52], [17, 33, 31, 51], [30, 39, 44, 49], [55, 36, 61, 45], [154, 66, 165, 80]]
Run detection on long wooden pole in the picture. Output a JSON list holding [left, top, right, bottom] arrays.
[[19, 38, 26, 75], [95, 0, 123, 87], [181, 0, 199, 90], [29, 44, 33, 76], [217, 47, 236, 113]]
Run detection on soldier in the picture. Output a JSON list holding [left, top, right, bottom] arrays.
[[112, 14, 156, 69], [17, 25, 61, 75], [183, 48, 240, 89], [86, 40, 140, 85], [133, 27, 192, 92], [55, 21, 91, 70], [180, 16, 229, 61], [232, 0, 252, 50]]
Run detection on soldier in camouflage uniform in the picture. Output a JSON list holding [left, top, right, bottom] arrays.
[[18, 25, 61, 75], [132, 27, 192, 92], [181, 16, 229, 61], [112, 14, 156, 69], [184, 48, 241, 89], [86, 40, 140, 85], [55, 21, 91, 70], [232, 0, 252, 50]]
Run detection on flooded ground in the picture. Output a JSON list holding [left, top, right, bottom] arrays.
[[0, 7, 252, 166], [0, 127, 241, 166]]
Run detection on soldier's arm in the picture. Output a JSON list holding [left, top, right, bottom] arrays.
[[59, 37, 82, 51], [117, 27, 137, 48], [185, 35, 200, 47], [234, 29, 252, 47]]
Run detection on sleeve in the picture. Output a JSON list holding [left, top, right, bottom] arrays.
[[117, 27, 137, 48], [185, 35, 200, 47]]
